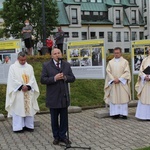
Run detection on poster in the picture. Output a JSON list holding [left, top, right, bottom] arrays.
[[0, 53, 18, 84], [0, 39, 22, 84], [132, 40, 150, 74], [0, 39, 22, 53], [67, 39, 105, 79]]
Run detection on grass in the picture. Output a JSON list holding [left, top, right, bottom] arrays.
[[137, 147, 150, 150], [0, 54, 137, 115]]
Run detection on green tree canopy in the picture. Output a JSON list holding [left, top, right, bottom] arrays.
[[0, 0, 59, 39]]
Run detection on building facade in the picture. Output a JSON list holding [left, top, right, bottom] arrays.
[[55, 0, 146, 53]]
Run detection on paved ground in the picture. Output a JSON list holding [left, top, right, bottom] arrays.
[[0, 107, 150, 150]]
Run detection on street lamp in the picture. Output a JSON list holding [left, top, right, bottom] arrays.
[[41, 0, 48, 55]]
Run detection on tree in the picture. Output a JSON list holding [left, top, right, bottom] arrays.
[[0, 0, 59, 39]]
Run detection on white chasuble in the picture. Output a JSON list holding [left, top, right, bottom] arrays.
[[5, 60, 40, 117], [104, 57, 131, 105]]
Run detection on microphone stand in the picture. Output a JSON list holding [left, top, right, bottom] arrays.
[[58, 58, 91, 150]]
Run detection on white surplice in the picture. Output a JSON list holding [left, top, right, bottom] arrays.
[[5, 60, 40, 131]]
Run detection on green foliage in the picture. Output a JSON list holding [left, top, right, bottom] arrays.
[[0, 28, 4, 38], [136, 147, 150, 150], [0, 0, 59, 38]]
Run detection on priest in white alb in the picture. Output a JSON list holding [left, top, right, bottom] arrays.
[[5, 52, 39, 133], [135, 48, 150, 120], [104, 47, 131, 119]]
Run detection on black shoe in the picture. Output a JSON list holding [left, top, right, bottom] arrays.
[[121, 116, 127, 119], [112, 115, 120, 119], [23, 127, 34, 132], [53, 139, 59, 145], [13, 130, 24, 133], [60, 138, 72, 145]]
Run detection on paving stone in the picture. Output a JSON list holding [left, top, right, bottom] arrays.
[[0, 108, 150, 150]]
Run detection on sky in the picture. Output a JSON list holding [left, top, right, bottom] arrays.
[[0, 0, 4, 9]]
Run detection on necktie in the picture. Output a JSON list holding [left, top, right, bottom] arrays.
[[56, 62, 59, 68]]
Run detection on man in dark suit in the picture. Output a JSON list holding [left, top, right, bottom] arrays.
[[40, 48, 75, 145]]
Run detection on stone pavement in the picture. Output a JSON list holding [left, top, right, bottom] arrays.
[[0, 107, 150, 150]]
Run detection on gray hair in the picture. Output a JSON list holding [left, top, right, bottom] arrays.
[[17, 51, 26, 58]]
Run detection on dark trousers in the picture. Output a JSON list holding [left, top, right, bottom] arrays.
[[57, 44, 63, 53], [48, 47, 52, 55], [50, 108, 68, 140]]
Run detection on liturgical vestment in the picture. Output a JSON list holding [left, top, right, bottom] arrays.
[[5, 60, 39, 117], [104, 57, 131, 116], [135, 55, 150, 119]]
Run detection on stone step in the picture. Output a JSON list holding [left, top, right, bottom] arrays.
[[0, 114, 5, 121]]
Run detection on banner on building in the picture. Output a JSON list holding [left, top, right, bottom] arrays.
[[132, 39, 150, 74], [67, 39, 105, 79], [0, 39, 22, 84]]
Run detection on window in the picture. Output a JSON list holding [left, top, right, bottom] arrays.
[[72, 32, 79, 38], [82, 32, 87, 40], [139, 32, 144, 40], [115, 0, 120, 3], [124, 48, 130, 53], [64, 32, 69, 38], [93, 12, 98, 15], [145, 17, 147, 24], [116, 32, 121, 42], [99, 32, 104, 38], [82, 0, 88, 2], [144, 0, 146, 8], [100, 12, 103, 16], [132, 32, 137, 40], [108, 32, 113, 42], [144, 26, 147, 30], [116, 10, 121, 25], [124, 32, 129, 42], [97, 0, 103, 2], [84, 11, 90, 15], [71, 8, 78, 24], [131, 10, 136, 24], [130, 0, 135, 4], [75, 0, 80, 2], [91, 32, 96, 39], [91, 0, 96, 2], [108, 49, 113, 53]]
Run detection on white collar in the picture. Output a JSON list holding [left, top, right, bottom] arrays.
[[114, 57, 120, 62], [53, 59, 61, 65]]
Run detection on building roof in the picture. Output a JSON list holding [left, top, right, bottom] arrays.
[[105, 0, 123, 7], [63, 0, 108, 11], [81, 3, 108, 12], [121, 0, 138, 7], [57, 2, 70, 25], [123, 10, 130, 25], [57, 0, 143, 26], [63, 0, 80, 5], [105, 0, 138, 7]]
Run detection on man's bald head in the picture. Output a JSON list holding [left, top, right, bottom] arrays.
[[51, 48, 62, 62]]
